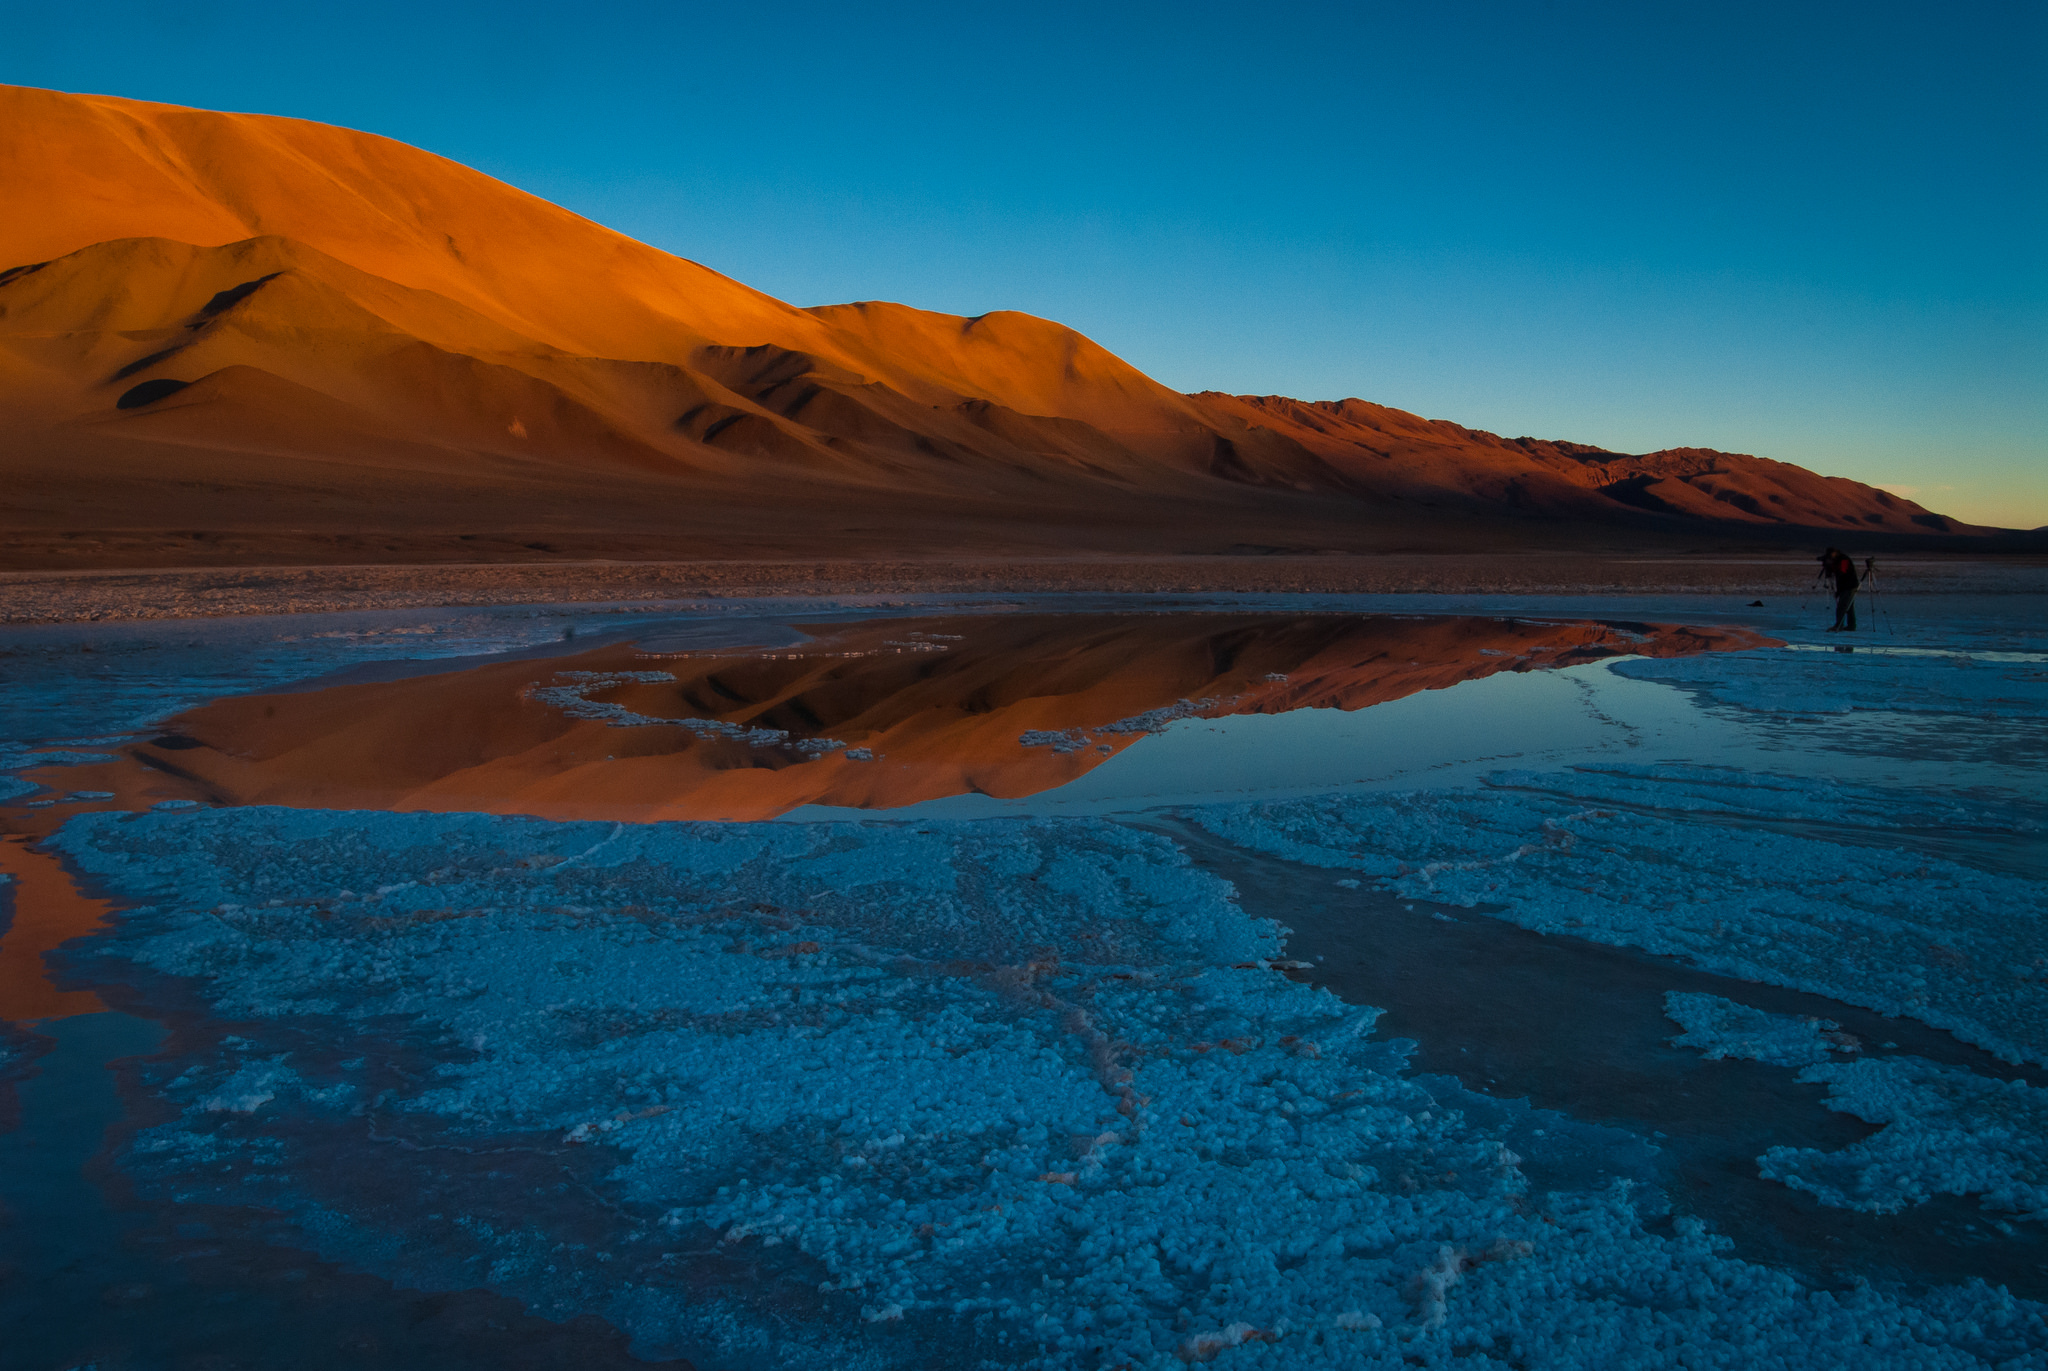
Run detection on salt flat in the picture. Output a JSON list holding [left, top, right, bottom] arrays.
[[1, 591, 2043, 1368]]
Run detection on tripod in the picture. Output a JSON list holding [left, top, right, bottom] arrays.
[[1862, 557, 1895, 636]]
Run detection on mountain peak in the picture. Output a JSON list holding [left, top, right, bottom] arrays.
[[0, 84, 2001, 570]]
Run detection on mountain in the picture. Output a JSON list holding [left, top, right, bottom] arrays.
[[0, 84, 1995, 570]]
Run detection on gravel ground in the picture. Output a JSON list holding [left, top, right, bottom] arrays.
[[4, 554, 2044, 625]]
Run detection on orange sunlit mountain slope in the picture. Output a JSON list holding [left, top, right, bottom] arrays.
[[0, 84, 1992, 569]]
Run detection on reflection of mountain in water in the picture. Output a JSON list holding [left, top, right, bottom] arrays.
[[73, 614, 1772, 821]]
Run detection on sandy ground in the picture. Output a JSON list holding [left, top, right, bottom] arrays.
[[5, 553, 2045, 625]]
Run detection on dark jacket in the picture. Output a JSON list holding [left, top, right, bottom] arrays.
[[1822, 552, 1859, 591]]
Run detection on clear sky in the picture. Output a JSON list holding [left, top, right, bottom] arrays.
[[7, 0, 2043, 527]]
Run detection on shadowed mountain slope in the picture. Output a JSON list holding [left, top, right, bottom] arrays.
[[0, 84, 1997, 569], [1195, 397, 1961, 534]]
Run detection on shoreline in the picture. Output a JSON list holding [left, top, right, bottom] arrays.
[[5, 552, 2045, 626]]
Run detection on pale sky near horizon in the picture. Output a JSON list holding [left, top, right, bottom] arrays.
[[5, 0, 2043, 528]]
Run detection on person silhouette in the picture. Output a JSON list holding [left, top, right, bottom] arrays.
[[1817, 547, 1859, 632]]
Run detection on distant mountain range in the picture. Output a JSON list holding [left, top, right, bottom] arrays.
[[0, 84, 2008, 570]]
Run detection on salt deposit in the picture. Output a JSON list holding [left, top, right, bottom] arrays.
[[1664, 993, 2048, 1225], [1613, 647, 2048, 719], [46, 807, 2048, 1367], [9, 597, 2047, 1365], [1763, 1057, 2048, 1222], [1196, 763, 2048, 1066], [1664, 992, 1860, 1068]]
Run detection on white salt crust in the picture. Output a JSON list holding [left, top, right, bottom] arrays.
[[1665, 992, 2048, 1224], [1195, 764, 2048, 1066], [49, 807, 2048, 1369], [1664, 992, 1859, 1069], [1611, 649, 2048, 720]]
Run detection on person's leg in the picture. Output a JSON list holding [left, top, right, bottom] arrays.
[[1846, 589, 1857, 632]]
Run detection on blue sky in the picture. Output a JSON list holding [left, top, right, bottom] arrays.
[[7, 0, 2043, 526]]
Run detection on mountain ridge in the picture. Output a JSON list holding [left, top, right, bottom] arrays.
[[0, 84, 2008, 570]]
